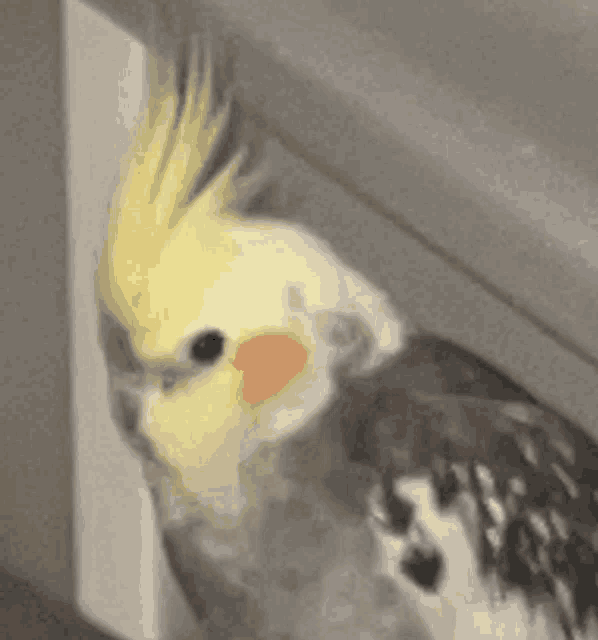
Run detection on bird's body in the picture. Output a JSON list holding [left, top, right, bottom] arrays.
[[354, 338, 598, 640]]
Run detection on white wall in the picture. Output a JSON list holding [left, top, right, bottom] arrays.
[[63, 2, 200, 638]]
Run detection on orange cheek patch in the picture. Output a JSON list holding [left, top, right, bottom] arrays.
[[232, 334, 308, 405]]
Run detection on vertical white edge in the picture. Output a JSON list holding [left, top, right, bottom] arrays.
[[63, 0, 158, 637]]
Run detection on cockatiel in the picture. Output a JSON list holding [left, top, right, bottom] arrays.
[[95, 31, 598, 640], [95, 34, 406, 532]]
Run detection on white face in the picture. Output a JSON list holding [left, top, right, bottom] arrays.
[[101, 218, 408, 531]]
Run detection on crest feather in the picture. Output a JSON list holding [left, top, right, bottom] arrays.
[[97, 34, 273, 331]]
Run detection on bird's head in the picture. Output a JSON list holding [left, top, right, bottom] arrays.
[[97, 36, 408, 528]]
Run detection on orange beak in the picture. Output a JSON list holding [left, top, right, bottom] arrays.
[[233, 334, 308, 405]]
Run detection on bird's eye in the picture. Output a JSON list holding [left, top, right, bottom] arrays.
[[190, 330, 225, 364]]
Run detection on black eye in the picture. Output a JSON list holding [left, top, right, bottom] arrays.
[[190, 330, 225, 364]]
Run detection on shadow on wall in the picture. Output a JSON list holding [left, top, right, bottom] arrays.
[[0, 567, 124, 640], [325, 0, 598, 181]]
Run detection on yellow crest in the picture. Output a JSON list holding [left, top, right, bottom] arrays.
[[96, 35, 269, 360]]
